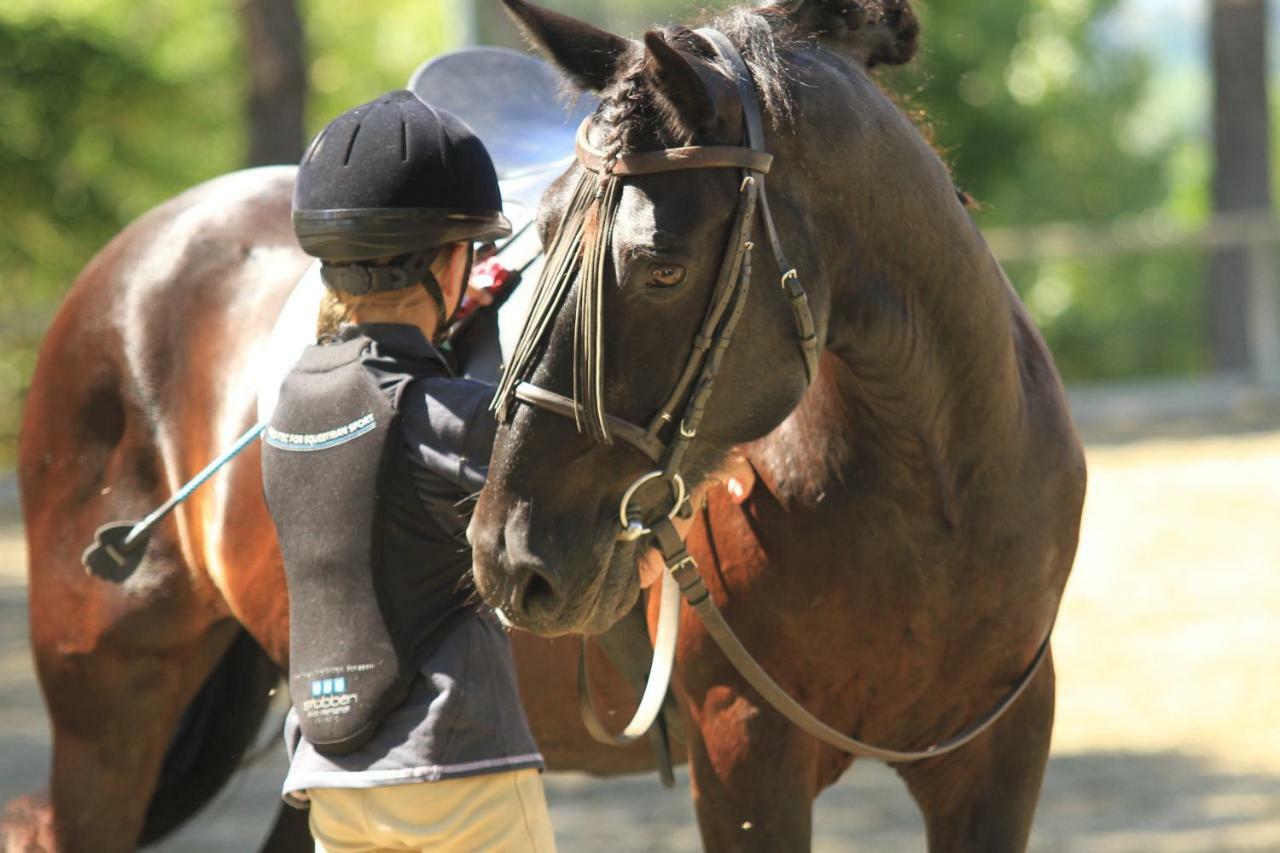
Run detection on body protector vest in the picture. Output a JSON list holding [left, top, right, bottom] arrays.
[[262, 334, 472, 754]]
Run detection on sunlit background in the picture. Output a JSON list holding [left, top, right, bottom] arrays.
[[3, 1, 1279, 850], [2, 0, 1275, 454]]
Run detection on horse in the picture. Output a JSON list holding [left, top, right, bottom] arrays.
[[3, 154, 677, 851], [2, 2, 1085, 852], [472, 0, 1084, 849]]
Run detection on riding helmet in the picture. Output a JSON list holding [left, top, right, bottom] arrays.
[[293, 89, 511, 296]]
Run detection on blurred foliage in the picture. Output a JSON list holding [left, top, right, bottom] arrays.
[[0, 0, 1218, 465], [0, 0, 458, 466], [887, 0, 1203, 380]]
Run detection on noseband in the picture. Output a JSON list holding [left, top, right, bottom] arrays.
[[493, 29, 1052, 763], [494, 28, 819, 540]]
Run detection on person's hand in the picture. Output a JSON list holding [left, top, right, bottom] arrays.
[[464, 283, 494, 307], [465, 262, 497, 307], [638, 453, 756, 588]]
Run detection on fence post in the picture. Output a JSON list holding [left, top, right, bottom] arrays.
[[1246, 238, 1280, 383]]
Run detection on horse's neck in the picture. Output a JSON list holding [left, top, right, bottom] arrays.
[[759, 212, 1033, 518]]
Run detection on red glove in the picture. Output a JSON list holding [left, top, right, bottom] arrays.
[[455, 258, 520, 325]]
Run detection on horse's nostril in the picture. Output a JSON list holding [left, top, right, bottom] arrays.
[[516, 571, 558, 620]]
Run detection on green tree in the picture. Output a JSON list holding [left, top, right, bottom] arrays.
[[0, 1, 458, 465], [892, 1, 1195, 381], [0, 0, 1194, 466]]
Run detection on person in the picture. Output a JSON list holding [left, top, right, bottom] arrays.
[[260, 89, 555, 853]]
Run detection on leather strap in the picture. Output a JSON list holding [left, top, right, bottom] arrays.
[[576, 118, 774, 176], [698, 28, 820, 385], [513, 382, 665, 463], [651, 517, 1054, 763]]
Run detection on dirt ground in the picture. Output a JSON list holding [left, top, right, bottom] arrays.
[[1, 430, 1279, 852]]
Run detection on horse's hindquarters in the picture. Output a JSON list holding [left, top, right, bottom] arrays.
[[14, 167, 306, 851]]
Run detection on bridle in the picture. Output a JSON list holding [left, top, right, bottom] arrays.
[[494, 28, 818, 542], [493, 29, 1053, 763]]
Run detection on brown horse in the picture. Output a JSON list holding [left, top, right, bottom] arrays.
[[3, 2, 1085, 852], [5, 161, 662, 853], [473, 0, 1084, 849]]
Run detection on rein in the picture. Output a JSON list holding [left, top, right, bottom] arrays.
[[494, 28, 1052, 762]]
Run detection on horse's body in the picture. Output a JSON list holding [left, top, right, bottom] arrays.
[[5, 167, 656, 853], [471, 1, 1085, 850], [5, 3, 1086, 852]]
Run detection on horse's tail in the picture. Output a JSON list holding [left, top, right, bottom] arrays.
[[139, 629, 281, 846]]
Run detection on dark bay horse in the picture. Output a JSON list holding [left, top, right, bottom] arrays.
[[473, 0, 1085, 849], [4, 2, 1085, 852]]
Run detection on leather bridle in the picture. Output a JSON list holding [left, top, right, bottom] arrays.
[[497, 29, 818, 523], [495, 28, 1053, 763]]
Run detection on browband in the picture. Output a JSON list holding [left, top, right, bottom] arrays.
[[575, 117, 774, 177]]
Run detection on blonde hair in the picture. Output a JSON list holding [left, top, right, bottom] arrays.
[[316, 286, 431, 340], [315, 246, 461, 340]]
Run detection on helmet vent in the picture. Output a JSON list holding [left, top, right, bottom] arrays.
[[342, 124, 361, 166], [399, 119, 408, 162]]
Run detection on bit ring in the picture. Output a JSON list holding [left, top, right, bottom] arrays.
[[616, 471, 687, 541]]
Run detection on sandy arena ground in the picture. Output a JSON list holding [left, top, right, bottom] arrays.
[[1, 430, 1278, 852]]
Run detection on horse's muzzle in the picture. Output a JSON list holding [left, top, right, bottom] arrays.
[[468, 499, 635, 637]]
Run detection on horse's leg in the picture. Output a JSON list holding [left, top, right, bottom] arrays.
[[684, 690, 823, 852], [14, 337, 245, 851], [29, 567, 239, 852], [258, 803, 312, 853], [893, 654, 1056, 853]]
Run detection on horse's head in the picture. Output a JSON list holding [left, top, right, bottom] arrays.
[[471, 0, 923, 635]]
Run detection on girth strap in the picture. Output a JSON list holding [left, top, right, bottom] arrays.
[[651, 516, 1054, 763]]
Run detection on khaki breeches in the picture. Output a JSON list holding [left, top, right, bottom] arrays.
[[307, 768, 557, 852]]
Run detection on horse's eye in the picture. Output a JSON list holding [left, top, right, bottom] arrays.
[[647, 264, 687, 288]]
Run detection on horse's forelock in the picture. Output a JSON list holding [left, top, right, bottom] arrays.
[[594, 10, 796, 159]]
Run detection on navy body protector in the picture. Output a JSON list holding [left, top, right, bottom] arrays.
[[261, 334, 470, 754]]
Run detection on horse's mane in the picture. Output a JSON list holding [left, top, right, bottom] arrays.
[[699, 5, 972, 207], [591, 4, 932, 165]]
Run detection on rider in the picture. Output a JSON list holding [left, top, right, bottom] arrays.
[[260, 89, 554, 852]]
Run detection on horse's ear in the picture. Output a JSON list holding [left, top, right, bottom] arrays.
[[500, 0, 636, 91], [642, 31, 717, 136], [775, 0, 920, 68]]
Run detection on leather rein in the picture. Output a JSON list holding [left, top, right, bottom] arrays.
[[497, 28, 1052, 763]]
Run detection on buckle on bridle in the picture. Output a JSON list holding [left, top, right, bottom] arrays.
[[617, 471, 687, 542], [667, 553, 698, 576]]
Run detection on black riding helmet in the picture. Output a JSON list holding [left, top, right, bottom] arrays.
[[293, 89, 511, 311]]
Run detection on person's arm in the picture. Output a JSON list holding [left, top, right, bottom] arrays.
[[400, 377, 498, 495]]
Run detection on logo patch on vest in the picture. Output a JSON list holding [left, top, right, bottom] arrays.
[[266, 413, 376, 451], [302, 676, 359, 719]]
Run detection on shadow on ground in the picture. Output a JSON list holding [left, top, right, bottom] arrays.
[[2, 561, 1278, 852], [5, 447, 1280, 852]]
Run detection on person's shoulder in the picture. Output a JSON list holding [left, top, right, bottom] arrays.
[[403, 375, 495, 420], [400, 375, 496, 453], [399, 375, 498, 490]]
